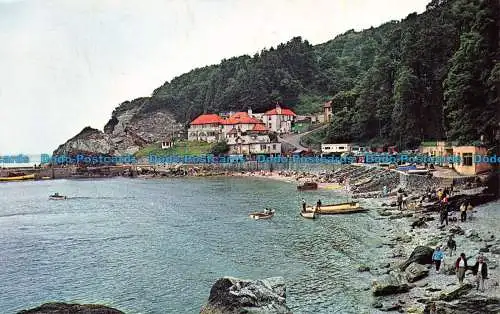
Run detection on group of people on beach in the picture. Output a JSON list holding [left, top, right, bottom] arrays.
[[434, 186, 475, 227], [431, 241, 489, 292]]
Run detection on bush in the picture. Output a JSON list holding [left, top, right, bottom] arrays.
[[210, 141, 230, 156]]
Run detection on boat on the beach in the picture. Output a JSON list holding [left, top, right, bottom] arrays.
[[249, 209, 275, 220], [49, 194, 67, 200], [305, 202, 366, 214], [0, 174, 35, 181], [353, 178, 371, 186], [300, 211, 316, 219], [407, 169, 430, 175], [297, 182, 318, 190]]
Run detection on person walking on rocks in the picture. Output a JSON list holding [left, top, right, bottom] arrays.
[[455, 253, 468, 285], [439, 206, 449, 226], [447, 235, 456, 256], [460, 201, 467, 222], [472, 255, 488, 292], [397, 189, 403, 210], [432, 247, 444, 273], [467, 201, 474, 219]]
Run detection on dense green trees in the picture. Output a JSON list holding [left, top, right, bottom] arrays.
[[131, 0, 498, 149]]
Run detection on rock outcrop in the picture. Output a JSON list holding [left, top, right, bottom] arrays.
[[424, 295, 500, 313], [54, 97, 183, 156], [200, 276, 292, 314], [405, 262, 429, 283], [53, 127, 115, 156], [399, 246, 434, 271], [372, 271, 412, 296], [17, 302, 124, 314], [103, 98, 182, 155]]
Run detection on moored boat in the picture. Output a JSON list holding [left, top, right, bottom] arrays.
[[300, 211, 316, 219], [49, 194, 67, 200], [0, 174, 35, 181], [297, 182, 318, 190], [305, 202, 366, 214], [407, 169, 430, 175], [249, 209, 275, 220]]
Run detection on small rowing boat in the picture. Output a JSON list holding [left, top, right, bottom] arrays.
[[49, 194, 67, 200], [297, 182, 318, 190], [249, 209, 275, 220]]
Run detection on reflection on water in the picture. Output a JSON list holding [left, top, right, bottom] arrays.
[[0, 177, 387, 313]]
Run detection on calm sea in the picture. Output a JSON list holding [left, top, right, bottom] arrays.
[[0, 177, 390, 313]]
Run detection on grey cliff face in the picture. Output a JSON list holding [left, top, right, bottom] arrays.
[[53, 127, 115, 156], [54, 97, 183, 156]]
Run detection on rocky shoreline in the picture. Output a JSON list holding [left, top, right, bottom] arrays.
[[365, 196, 499, 313]]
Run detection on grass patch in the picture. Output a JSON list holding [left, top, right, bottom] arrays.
[[294, 94, 330, 115], [135, 141, 213, 157], [301, 129, 327, 150]]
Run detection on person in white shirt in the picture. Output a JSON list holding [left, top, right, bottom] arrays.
[[455, 253, 468, 285]]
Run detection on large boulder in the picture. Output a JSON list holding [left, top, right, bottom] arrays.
[[405, 262, 430, 282], [424, 296, 500, 313], [438, 283, 473, 301], [400, 246, 434, 271], [17, 303, 124, 314], [200, 277, 292, 314], [372, 272, 412, 296]]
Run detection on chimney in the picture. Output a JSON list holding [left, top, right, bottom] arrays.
[[276, 103, 282, 115], [247, 107, 252, 117]]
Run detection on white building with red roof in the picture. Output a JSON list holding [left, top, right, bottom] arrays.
[[224, 117, 281, 155], [187, 110, 281, 154], [262, 104, 296, 134], [187, 113, 224, 142]]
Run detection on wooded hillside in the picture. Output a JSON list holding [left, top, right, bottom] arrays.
[[126, 0, 498, 149]]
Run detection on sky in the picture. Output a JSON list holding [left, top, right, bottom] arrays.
[[0, 0, 430, 154]]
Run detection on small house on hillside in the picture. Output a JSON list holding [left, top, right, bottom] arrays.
[[161, 138, 174, 149], [323, 101, 332, 123]]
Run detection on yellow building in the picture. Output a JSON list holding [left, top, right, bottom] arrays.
[[419, 141, 492, 175], [453, 146, 491, 176]]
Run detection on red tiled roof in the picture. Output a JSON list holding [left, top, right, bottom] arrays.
[[323, 101, 332, 108], [263, 107, 296, 116], [250, 124, 268, 132], [223, 112, 263, 125], [190, 114, 223, 125]]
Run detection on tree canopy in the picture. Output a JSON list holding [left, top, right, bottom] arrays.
[[119, 0, 498, 149]]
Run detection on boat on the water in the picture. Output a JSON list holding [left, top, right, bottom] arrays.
[[249, 209, 275, 220], [305, 202, 366, 214], [300, 211, 316, 219], [49, 193, 67, 200], [0, 174, 35, 181], [297, 182, 318, 190]]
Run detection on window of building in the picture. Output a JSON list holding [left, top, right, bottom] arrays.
[[272, 144, 276, 150], [463, 153, 473, 166], [260, 145, 266, 150]]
